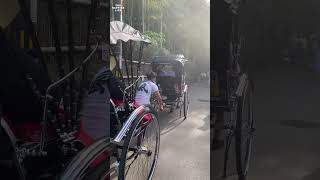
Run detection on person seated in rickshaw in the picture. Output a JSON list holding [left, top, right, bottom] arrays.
[[156, 65, 165, 75], [159, 65, 176, 77], [135, 71, 164, 111], [157, 65, 179, 94]]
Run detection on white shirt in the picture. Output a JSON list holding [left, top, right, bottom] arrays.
[[135, 80, 159, 105]]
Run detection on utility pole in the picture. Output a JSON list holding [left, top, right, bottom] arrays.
[[160, 11, 163, 48], [120, 0, 123, 69], [142, 0, 145, 32], [113, 0, 124, 69]]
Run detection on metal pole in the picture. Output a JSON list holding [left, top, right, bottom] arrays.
[[160, 11, 163, 48], [77, 0, 97, 121], [119, 0, 123, 70], [18, 0, 49, 77], [66, 0, 75, 127], [113, 0, 123, 70], [47, 0, 65, 79], [142, 0, 145, 32]]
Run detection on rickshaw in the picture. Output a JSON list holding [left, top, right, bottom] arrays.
[[0, 1, 159, 180], [60, 21, 160, 180], [151, 55, 190, 119], [213, 0, 254, 180]]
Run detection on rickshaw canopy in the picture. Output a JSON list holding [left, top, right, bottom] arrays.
[[151, 55, 188, 67], [110, 21, 151, 44], [151, 55, 188, 82]]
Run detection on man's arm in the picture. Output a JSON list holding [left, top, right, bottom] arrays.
[[153, 91, 163, 111]]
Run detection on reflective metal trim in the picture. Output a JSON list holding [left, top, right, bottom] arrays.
[[113, 105, 146, 143]]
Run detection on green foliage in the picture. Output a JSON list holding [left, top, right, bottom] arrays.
[[144, 31, 165, 46], [122, 0, 210, 70], [142, 31, 170, 60], [143, 44, 170, 61]]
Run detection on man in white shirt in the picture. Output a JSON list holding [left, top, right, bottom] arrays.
[[135, 71, 164, 111]]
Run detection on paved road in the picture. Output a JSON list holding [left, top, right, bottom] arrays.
[[212, 60, 320, 180], [153, 84, 210, 180]]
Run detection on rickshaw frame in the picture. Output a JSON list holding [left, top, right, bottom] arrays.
[[212, 1, 254, 180], [151, 55, 189, 118], [0, 1, 160, 180]]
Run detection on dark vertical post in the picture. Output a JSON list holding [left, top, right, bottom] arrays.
[[17, 0, 49, 77], [212, 0, 232, 102], [137, 42, 144, 78], [47, 0, 65, 79], [123, 42, 130, 86], [76, 0, 97, 123], [66, 0, 75, 127], [82, 0, 97, 90], [129, 41, 134, 96]]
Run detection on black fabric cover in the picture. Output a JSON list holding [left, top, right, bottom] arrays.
[[0, 28, 51, 122], [81, 67, 124, 139]]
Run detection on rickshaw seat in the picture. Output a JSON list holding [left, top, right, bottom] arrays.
[[156, 77, 177, 101]]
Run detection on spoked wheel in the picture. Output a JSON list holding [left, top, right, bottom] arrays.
[[169, 105, 174, 113], [118, 107, 160, 180], [81, 158, 115, 180], [235, 80, 254, 180], [59, 138, 117, 180], [183, 90, 189, 119]]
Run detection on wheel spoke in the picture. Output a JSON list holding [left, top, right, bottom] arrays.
[[122, 113, 159, 180]]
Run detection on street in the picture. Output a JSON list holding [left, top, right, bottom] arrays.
[[212, 60, 320, 180], [153, 84, 210, 180]]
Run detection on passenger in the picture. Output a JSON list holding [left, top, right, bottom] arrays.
[[157, 65, 166, 75], [159, 65, 176, 77], [135, 71, 164, 111]]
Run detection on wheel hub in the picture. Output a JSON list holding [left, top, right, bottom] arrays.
[[138, 146, 152, 156]]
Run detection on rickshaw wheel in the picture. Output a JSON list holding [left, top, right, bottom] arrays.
[[235, 80, 254, 179], [169, 106, 174, 113], [183, 90, 189, 119], [118, 108, 160, 180]]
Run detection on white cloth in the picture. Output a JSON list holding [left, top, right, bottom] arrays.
[[135, 80, 159, 105]]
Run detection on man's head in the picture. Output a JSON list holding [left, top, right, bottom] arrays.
[[146, 71, 157, 82]]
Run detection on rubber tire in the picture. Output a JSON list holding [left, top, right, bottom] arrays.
[[118, 107, 160, 180], [169, 106, 174, 113], [183, 90, 189, 119], [81, 161, 112, 180], [235, 80, 254, 180]]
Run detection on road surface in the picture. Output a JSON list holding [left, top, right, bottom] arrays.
[[153, 83, 210, 180], [212, 60, 320, 180]]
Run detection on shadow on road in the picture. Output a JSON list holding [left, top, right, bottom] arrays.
[[158, 109, 186, 135], [301, 168, 320, 180], [160, 116, 186, 135], [279, 120, 320, 129]]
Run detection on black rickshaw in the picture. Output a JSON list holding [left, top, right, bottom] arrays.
[[0, 1, 159, 180], [151, 55, 190, 119], [213, 1, 254, 180]]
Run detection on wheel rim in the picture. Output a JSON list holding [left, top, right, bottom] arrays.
[[183, 91, 189, 118], [123, 114, 160, 180], [239, 83, 253, 175]]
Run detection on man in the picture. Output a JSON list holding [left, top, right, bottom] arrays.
[[135, 71, 164, 111]]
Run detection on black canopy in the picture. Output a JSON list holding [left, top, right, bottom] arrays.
[[151, 55, 188, 66]]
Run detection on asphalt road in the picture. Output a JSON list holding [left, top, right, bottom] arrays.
[[153, 83, 210, 180], [212, 60, 320, 180]]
